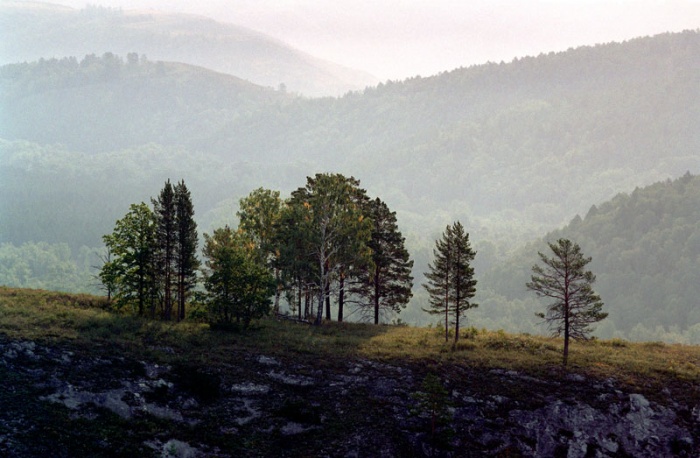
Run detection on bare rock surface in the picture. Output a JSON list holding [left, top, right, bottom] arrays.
[[0, 336, 697, 457]]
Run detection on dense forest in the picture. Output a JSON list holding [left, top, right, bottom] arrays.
[[478, 173, 700, 343], [1, 26, 700, 341]]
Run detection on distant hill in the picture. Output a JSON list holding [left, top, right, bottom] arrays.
[[478, 173, 700, 343], [2, 31, 700, 337], [0, 1, 378, 96], [2, 31, 699, 239]]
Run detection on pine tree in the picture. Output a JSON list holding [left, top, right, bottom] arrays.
[[447, 222, 477, 343], [423, 225, 453, 342], [526, 238, 607, 366], [423, 222, 478, 343], [174, 180, 199, 322], [153, 180, 176, 320], [353, 198, 414, 324]]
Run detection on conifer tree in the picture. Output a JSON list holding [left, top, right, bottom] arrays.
[[423, 222, 477, 343], [153, 180, 176, 320], [353, 198, 414, 324], [424, 225, 453, 341], [447, 222, 477, 343], [174, 180, 199, 321], [527, 238, 607, 366]]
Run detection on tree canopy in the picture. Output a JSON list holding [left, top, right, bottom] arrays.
[[526, 238, 607, 365]]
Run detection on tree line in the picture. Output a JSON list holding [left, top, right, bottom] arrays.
[[100, 174, 416, 328], [100, 174, 607, 365]]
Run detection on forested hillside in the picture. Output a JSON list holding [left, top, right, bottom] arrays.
[[0, 1, 377, 96], [2, 31, 700, 337], [478, 173, 700, 343]]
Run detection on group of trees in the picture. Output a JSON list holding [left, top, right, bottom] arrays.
[[240, 174, 415, 326], [420, 223, 606, 365], [100, 174, 415, 327], [99, 175, 607, 365], [100, 180, 199, 320]]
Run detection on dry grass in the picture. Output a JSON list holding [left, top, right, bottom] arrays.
[[2, 286, 699, 392]]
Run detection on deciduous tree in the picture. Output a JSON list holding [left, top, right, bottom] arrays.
[[202, 226, 275, 328], [101, 202, 157, 315], [289, 173, 371, 325], [237, 188, 284, 312]]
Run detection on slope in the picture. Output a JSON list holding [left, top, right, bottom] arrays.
[[0, 1, 378, 96], [479, 173, 700, 343], [2, 32, 700, 330]]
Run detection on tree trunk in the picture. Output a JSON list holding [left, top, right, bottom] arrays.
[[297, 283, 302, 321], [274, 268, 281, 314], [337, 274, 345, 322], [374, 267, 380, 325], [454, 303, 460, 345], [563, 316, 570, 366]]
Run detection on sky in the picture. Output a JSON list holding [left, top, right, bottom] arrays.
[[29, 0, 700, 79]]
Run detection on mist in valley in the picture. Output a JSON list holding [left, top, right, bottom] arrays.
[[2, 0, 700, 342]]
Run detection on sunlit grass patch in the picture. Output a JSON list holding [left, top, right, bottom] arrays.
[[2, 287, 700, 400]]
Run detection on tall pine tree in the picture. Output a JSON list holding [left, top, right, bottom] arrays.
[[153, 180, 176, 320], [448, 222, 477, 343], [174, 180, 199, 322], [423, 222, 477, 343], [526, 238, 607, 366], [423, 224, 453, 341], [353, 198, 414, 324]]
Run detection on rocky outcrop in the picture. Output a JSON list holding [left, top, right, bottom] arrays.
[[0, 337, 697, 457]]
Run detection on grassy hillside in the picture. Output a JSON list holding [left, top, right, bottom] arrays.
[[1, 287, 698, 385], [0, 1, 377, 96], [1, 288, 699, 456]]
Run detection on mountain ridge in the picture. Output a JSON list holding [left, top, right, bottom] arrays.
[[0, 0, 379, 96]]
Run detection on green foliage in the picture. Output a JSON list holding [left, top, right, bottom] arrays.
[[352, 197, 414, 324], [423, 222, 477, 343], [101, 202, 157, 315], [527, 238, 607, 365], [202, 226, 275, 328], [0, 242, 95, 293], [287, 173, 372, 325], [411, 373, 454, 444], [2, 32, 700, 338], [484, 173, 700, 343], [174, 180, 199, 321]]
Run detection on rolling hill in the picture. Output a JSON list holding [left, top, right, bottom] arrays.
[[477, 173, 700, 343], [0, 1, 378, 96], [2, 30, 700, 338]]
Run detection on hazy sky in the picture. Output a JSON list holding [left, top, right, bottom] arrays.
[[50, 0, 700, 79]]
